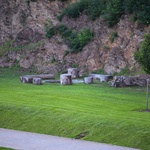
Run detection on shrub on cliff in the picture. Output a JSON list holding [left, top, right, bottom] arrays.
[[103, 0, 124, 27], [45, 24, 94, 54], [124, 0, 150, 25]]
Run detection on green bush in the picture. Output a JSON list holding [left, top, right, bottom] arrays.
[[67, 27, 93, 53], [124, 0, 150, 25], [45, 24, 94, 54], [68, 31, 80, 53], [85, 0, 106, 20], [45, 28, 55, 38], [113, 66, 130, 76], [58, 0, 105, 21], [134, 34, 150, 73], [58, 0, 89, 21], [78, 28, 94, 47], [66, 27, 94, 53], [103, 0, 124, 27]]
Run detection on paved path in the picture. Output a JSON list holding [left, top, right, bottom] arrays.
[[0, 128, 139, 150]]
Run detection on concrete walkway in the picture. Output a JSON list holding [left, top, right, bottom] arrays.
[[0, 128, 139, 150]]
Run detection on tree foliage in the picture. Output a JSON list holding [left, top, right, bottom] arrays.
[[134, 34, 150, 74], [58, 0, 150, 26]]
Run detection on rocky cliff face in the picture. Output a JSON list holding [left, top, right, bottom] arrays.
[[0, 0, 149, 75]]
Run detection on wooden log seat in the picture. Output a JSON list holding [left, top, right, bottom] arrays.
[[89, 74, 113, 82], [60, 74, 72, 85], [33, 78, 42, 85], [20, 74, 55, 83], [68, 68, 79, 78], [84, 77, 93, 84]]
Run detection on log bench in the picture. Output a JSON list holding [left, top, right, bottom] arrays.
[[89, 74, 113, 82], [60, 74, 72, 85], [20, 74, 55, 83], [33, 78, 42, 85], [43, 80, 60, 83], [68, 68, 79, 78], [84, 77, 93, 84]]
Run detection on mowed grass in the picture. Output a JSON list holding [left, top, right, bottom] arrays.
[[0, 147, 14, 150], [0, 68, 150, 150]]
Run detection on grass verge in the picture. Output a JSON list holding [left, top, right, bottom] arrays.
[[0, 147, 14, 150], [0, 68, 150, 150]]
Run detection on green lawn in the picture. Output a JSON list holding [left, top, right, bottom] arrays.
[[0, 147, 13, 150], [0, 68, 150, 150]]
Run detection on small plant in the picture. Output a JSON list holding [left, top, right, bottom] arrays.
[[117, 66, 130, 76], [92, 68, 105, 74], [51, 56, 56, 63], [78, 28, 94, 48], [72, 63, 79, 68], [109, 31, 118, 43], [63, 50, 70, 57], [44, 20, 56, 38], [0, 40, 14, 56]]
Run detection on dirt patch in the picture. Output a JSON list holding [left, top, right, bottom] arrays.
[[133, 109, 150, 113], [75, 131, 89, 139]]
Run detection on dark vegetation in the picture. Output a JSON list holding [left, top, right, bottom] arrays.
[[58, 0, 150, 27], [45, 23, 94, 54]]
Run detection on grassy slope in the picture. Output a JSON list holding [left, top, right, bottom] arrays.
[[0, 148, 13, 150], [0, 68, 150, 150]]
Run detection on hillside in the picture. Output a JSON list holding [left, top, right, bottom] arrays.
[[0, 0, 150, 75]]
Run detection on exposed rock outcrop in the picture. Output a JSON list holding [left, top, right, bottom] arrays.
[[0, 0, 149, 75]]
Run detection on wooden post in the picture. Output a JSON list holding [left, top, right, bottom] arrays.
[[146, 79, 149, 111], [60, 74, 72, 85], [20, 76, 24, 82], [68, 68, 79, 78], [84, 77, 93, 84]]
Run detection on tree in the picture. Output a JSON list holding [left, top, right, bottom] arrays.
[[134, 34, 150, 74]]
